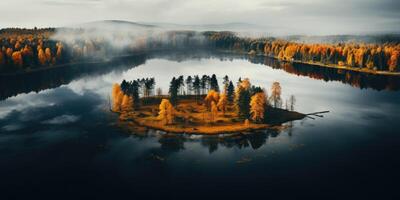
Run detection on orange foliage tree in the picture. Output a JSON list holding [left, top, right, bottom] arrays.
[[217, 93, 228, 114], [250, 92, 266, 122], [158, 99, 174, 125]]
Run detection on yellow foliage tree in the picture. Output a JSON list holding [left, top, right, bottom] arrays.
[[204, 90, 219, 110], [45, 48, 52, 63], [38, 48, 46, 66], [121, 94, 134, 112], [250, 92, 266, 122], [210, 101, 218, 123], [158, 99, 174, 125], [217, 93, 228, 114], [240, 78, 251, 90], [11, 51, 23, 67], [6, 48, 13, 57], [269, 82, 282, 108], [111, 83, 123, 112], [56, 43, 63, 59]]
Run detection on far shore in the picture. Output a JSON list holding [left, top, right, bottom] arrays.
[[2, 49, 399, 77], [221, 49, 400, 76]]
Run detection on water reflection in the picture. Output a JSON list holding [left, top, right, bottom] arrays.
[[0, 54, 146, 100], [130, 127, 289, 155], [1, 50, 399, 101]]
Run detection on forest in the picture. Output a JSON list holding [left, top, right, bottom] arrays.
[[204, 31, 400, 72], [1, 28, 399, 73]]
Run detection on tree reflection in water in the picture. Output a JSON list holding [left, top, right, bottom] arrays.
[[134, 126, 292, 154]]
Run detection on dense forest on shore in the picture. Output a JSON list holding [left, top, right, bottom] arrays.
[[204, 32, 400, 72], [1, 28, 399, 73]]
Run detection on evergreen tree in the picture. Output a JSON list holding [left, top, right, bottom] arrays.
[[177, 75, 184, 95], [227, 81, 235, 103], [130, 80, 140, 107], [193, 75, 201, 99], [210, 74, 219, 92], [169, 77, 179, 105], [236, 88, 251, 119], [223, 75, 229, 93], [201, 75, 209, 94], [185, 75, 193, 95]]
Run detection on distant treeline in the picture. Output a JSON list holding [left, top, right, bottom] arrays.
[[1, 28, 399, 73], [204, 31, 400, 72]]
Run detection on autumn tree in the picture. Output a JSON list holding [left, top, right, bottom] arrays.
[[204, 90, 219, 110], [45, 48, 52, 64], [217, 93, 228, 114], [250, 91, 266, 122], [11, 51, 23, 67], [111, 83, 124, 112], [210, 101, 218, 123], [158, 99, 174, 125], [38, 48, 46, 66], [269, 82, 282, 108], [121, 94, 134, 112]]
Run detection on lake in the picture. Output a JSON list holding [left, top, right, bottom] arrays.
[[1, 51, 400, 199]]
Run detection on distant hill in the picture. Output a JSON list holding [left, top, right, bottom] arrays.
[[145, 22, 266, 31], [67, 20, 268, 32], [67, 20, 157, 30]]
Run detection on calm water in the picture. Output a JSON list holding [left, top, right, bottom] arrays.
[[1, 52, 400, 199]]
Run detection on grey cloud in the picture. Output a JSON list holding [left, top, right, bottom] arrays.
[[0, 0, 399, 35]]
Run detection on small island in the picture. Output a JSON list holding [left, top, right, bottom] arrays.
[[111, 75, 312, 135]]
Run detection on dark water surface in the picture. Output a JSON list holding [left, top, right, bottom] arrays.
[[1, 52, 400, 199]]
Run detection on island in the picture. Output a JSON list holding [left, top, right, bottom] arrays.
[[111, 75, 317, 135]]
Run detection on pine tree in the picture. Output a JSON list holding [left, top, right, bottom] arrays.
[[235, 78, 252, 119], [169, 77, 179, 105], [201, 75, 208, 94], [192, 75, 201, 94], [227, 81, 235, 104], [210, 74, 219, 92], [185, 76, 193, 95], [223, 75, 229, 93]]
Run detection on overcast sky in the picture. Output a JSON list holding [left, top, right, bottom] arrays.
[[1, 0, 399, 35]]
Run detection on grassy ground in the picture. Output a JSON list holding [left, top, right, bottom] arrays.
[[117, 97, 305, 135]]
